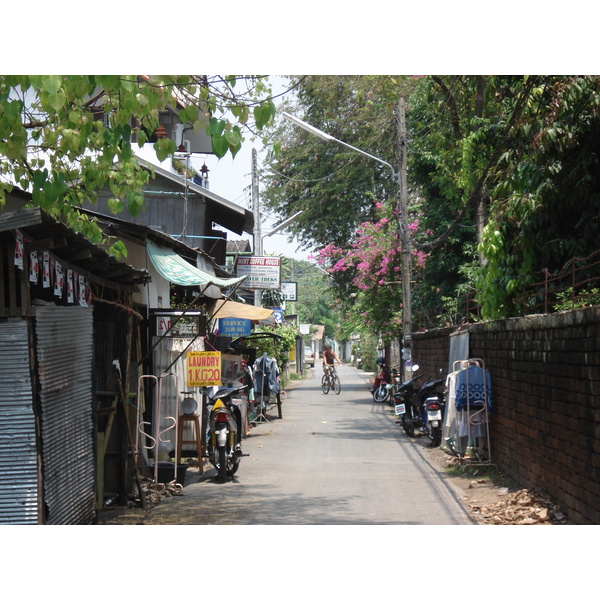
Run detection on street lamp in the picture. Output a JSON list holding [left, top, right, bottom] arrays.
[[282, 108, 413, 376], [254, 210, 304, 307], [259, 210, 304, 255], [282, 112, 397, 182]]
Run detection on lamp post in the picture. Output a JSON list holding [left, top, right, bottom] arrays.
[[254, 210, 304, 307], [260, 210, 304, 252], [282, 106, 413, 376]]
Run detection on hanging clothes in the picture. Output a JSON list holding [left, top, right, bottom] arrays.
[[454, 364, 492, 413], [253, 353, 280, 398]]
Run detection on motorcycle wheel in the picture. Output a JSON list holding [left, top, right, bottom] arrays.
[[401, 415, 415, 437], [217, 446, 228, 483], [372, 384, 388, 403], [431, 427, 442, 447], [321, 374, 330, 394], [331, 374, 341, 395]]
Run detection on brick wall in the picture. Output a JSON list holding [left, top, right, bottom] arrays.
[[412, 307, 600, 525]]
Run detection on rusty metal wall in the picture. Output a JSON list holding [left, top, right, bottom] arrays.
[[35, 306, 96, 525], [0, 319, 38, 524]]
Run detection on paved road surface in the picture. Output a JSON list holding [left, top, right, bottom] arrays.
[[140, 364, 475, 525]]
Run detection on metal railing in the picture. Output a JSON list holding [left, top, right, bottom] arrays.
[[448, 249, 600, 324]]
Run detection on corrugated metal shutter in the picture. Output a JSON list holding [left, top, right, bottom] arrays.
[[0, 320, 38, 524], [35, 306, 95, 525]]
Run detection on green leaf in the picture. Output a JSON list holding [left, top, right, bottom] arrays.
[[42, 75, 62, 95], [153, 138, 175, 162], [136, 129, 148, 146], [107, 197, 123, 214], [212, 134, 229, 158], [47, 89, 67, 112], [108, 240, 128, 260], [209, 117, 226, 136], [224, 129, 242, 147]]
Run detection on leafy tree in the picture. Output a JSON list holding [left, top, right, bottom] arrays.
[[0, 75, 276, 254], [405, 76, 534, 319], [247, 323, 297, 368], [406, 75, 600, 321], [474, 76, 600, 318], [262, 75, 417, 252], [266, 75, 600, 334]]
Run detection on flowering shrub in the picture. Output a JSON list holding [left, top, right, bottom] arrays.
[[315, 201, 427, 339]]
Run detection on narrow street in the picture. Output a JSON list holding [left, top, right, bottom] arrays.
[[126, 365, 475, 525]]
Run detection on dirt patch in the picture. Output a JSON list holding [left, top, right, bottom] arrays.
[[417, 440, 572, 525]]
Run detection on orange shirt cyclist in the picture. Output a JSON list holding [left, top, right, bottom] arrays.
[[322, 345, 342, 375]]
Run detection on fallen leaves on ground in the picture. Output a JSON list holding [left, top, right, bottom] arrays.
[[138, 478, 183, 508], [440, 454, 570, 525], [469, 488, 568, 525]]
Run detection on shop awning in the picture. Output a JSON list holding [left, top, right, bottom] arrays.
[[207, 299, 274, 321], [147, 242, 246, 288]]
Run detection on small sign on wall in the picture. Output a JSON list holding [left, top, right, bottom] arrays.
[[219, 318, 251, 337], [281, 282, 298, 301], [187, 351, 222, 387]]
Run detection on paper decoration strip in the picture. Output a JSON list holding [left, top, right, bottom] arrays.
[[14, 231, 24, 269]]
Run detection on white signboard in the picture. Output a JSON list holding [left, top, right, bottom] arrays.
[[235, 256, 281, 290], [281, 282, 298, 301], [299, 324, 310, 335]]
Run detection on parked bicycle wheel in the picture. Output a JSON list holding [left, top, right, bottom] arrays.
[[321, 373, 330, 394]]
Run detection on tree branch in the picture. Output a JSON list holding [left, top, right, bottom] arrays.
[[409, 76, 538, 252], [432, 75, 462, 140]]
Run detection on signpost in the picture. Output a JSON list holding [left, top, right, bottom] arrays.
[[235, 256, 281, 290], [281, 281, 298, 301]]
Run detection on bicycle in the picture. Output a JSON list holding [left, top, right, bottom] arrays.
[[321, 364, 341, 395]]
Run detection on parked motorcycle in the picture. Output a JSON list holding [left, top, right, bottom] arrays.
[[393, 365, 446, 446], [371, 357, 391, 403], [206, 384, 247, 482], [421, 380, 446, 447], [393, 365, 425, 432]]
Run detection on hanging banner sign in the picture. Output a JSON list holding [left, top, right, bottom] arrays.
[[14, 231, 24, 269], [29, 251, 39, 283], [187, 351, 222, 387], [42, 252, 50, 288], [54, 260, 63, 297], [235, 256, 281, 290], [219, 318, 251, 337]]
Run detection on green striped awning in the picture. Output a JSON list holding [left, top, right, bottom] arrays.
[[147, 242, 246, 288]]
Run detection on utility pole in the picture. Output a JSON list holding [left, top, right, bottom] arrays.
[[397, 98, 412, 378], [252, 148, 262, 306]]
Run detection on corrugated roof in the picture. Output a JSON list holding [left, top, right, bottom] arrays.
[[137, 157, 254, 235]]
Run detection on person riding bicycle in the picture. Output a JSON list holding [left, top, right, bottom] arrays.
[[322, 345, 341, 375]]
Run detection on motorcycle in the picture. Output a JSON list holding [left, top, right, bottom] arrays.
[[206, 384, 247, 482], [393, 365, 446, 446], [393, 365, 426, 433], [421, 379, 446, 447], [372, 358, 392, 403]]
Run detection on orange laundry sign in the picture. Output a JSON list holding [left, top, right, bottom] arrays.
[[187, 351, 222, 387]]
